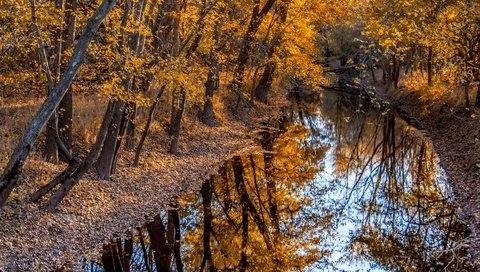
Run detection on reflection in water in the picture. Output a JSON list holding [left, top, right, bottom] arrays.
[[84, 92, 472, 271]]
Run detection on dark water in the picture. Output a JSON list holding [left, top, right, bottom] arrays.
[[82, 92, 472, 271]]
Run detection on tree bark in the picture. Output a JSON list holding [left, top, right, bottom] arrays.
[[201, 61, 219, 126], [230, 0, 276, 106], [169, 88, 186, 155], [0, 0, 117, 208], [253, 1, 288, 103], [427, 46, 433, 85], [134, 85, 165, 166], [96, 100, 125, 180], [43, 100, 117, 210]]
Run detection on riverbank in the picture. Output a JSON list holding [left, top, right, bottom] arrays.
[[381, 87, 480, 264], [0, 94, 285, 271]]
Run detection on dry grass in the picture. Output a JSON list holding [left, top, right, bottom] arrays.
[[0, 97, 42, 168]]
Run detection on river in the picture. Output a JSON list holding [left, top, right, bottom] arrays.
[[81, 91, 471, 271]]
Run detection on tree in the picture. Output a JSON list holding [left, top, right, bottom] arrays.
[[0, 0, 117, 208]]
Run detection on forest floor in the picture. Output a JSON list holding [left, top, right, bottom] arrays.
[[0, 91, 285, 271], [379, 84, 480, 263]]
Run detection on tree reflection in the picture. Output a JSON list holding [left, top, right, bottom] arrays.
[[314, 92, 471, 271], [85, 91, 472, 272]]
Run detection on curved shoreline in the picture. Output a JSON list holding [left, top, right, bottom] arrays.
[[384, 89, 480, 264], [0, 107, 273, 271]]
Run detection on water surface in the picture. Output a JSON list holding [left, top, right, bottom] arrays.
[[83, 92, 470, 271]]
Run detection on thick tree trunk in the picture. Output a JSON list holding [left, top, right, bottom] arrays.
[[43, 100, 117, 210], [201, 65, 219, 126], [96, 100, 125, 180], [0, 0, 117, 208], [253, 63, 275, 103], [169, 89, 186, 155]]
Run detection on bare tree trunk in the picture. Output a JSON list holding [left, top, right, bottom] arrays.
[[43, 100, 118, 210], [201, 18, 220, 126], [134, 85, 165, 166], [202, 62, 219, 126], [58, 0, 77, 162], [44, 0, 65, 163], [0, 0, 117, 208], [96, 0, 148, 179], [169, 88, 186, 155], [96, 100, 125, 180]]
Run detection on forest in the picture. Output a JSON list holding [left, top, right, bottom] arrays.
[[0, 0, 479, 271]]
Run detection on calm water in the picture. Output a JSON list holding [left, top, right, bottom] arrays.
[[82, 92, 471, 271]]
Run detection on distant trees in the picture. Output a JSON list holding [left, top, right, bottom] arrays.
[[363, 0, 480, 106]]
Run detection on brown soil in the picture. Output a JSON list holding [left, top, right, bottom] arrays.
[[384, 88, 480, 262]]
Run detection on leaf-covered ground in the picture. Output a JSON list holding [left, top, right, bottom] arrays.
[[0, 97, 282, 271]]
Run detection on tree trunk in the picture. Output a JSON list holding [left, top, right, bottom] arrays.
[[0, 0, 117, 208], [96, 100, 125, 180], [201, 63, 219, 126], [58, 0, 77, 162], [253, 63, 275, 103], [427, 46, 433, 85], [169, 88, 186, 155], [45, 114, 59, 163], [200, 178, 216, 272], [43, 100, 118, 210], [253, 2, 288, 103], [134, 85, 165, 166], [230, 0, 276, 105]]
